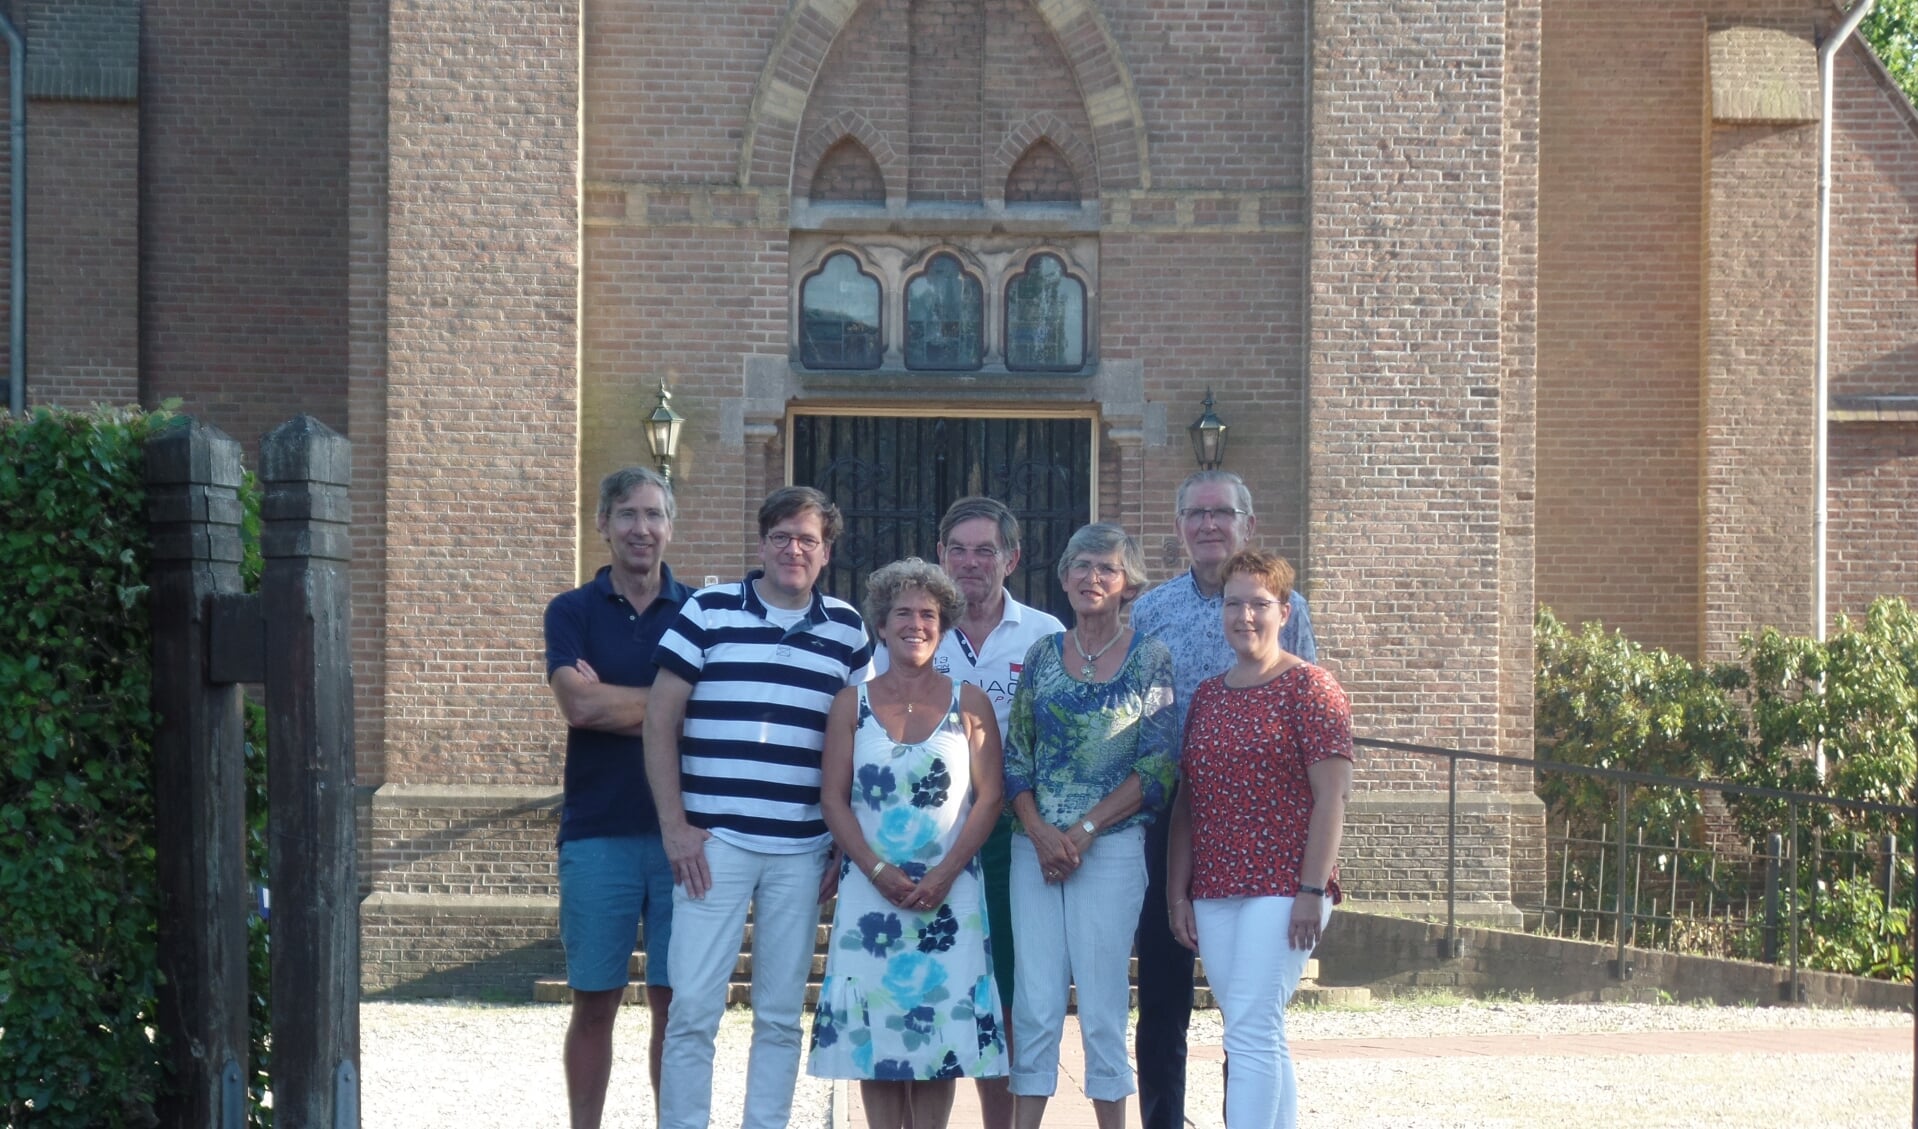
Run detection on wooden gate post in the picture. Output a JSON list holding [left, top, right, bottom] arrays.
[[146, 417, 251, 1129], [260, 415, 360, 1127]]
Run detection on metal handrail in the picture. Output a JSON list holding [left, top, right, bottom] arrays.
[[1354, 735, 1917, 1000]]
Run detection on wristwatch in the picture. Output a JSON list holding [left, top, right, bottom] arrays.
[[1297, 882, 1327, 897], [1079, 818, 1097, 836]]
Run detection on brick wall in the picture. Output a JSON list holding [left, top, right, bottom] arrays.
[[811, 140, 887, 202], [579, 226, 786, 588], [1829, 42, 1918, 402], [382, 0, 580, 783], [1537, 2, 1706, 656], [1826, 40, 1918, 623], [1101, 231, 1309, 587], [1704, 102, 1820, 656], [909, 0, 984, 201], [1004, 141, 1080, 203], [350, 0, 390, 781], [139, 0, 349, 460], [367, 787, 560, 898], [1106, 0, 1308, 190], [1830, 423, 1918, 616], [1307, 0, 1508, 780], [361, 893, 562, 997], [22, 101, 138, 408]]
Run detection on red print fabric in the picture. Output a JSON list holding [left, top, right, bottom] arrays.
[[1181, 664, 1353, 901]]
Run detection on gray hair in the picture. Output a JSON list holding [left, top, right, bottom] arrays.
[[598, 465, 676, 523], [937, 495, 1021, 556], [1055, 522, 1149, 593], [863, 558, 966, 636], [1174, 470, 1255, 520]]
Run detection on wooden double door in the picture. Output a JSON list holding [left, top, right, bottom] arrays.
[[790, 413, 1094, 622]]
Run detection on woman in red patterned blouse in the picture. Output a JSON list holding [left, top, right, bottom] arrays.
[[1165, 549, 1353, 1129]]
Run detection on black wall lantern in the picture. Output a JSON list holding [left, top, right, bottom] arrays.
[[1188, 386, 1228, 470], [645, 381, 685, 482]]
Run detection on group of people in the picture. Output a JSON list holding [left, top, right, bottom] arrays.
[[544, 467, 1353, 1129]]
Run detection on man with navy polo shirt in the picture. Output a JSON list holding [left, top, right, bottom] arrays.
[[644, 486, 874, 1129], [1129, 469, 1318, 1129], [544, 465, 693, 1129]]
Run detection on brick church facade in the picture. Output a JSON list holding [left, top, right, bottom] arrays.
[[8, 0, 1914, 992]]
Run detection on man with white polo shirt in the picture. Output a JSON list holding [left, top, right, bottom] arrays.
[[874, 496, 1064, 1129], [644, 486, 874, 1129]]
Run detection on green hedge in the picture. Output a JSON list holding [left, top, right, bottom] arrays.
[[1536, 599, 1918, 979], [1, 405, 271, 1127]]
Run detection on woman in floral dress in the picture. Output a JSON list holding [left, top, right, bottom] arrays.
[[809, 559, 1007, 1129]]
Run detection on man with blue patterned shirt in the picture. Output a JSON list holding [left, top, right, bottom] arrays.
[[1128, 469, 1318, 1129], [544, 466, 693, 1128]]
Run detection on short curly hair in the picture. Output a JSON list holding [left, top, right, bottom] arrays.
[[863, 558, 966, 638]]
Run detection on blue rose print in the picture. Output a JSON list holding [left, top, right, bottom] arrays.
[[910, 758, 952, 809], [873, 1058, 916, 1081], [932, 1050, 965, 1080], [811, 1000, 840, 1049], [976, 1007, 999, 1052], [899, 860, 928, 882], [916, 905, 958, 953], [874, 805, 937, 858], [903, 1006, 936, 1036], [857, 763, 898, 810], [851, 911, 903, 958], [881, 951, 950, 1008]]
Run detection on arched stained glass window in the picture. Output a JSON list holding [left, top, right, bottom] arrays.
[[799, 252, 882, 369], [1004, 253, 1085, 371], [904, 253, 984, 371]]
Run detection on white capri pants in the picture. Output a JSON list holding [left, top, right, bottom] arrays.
[[1193, 894, 1334, 1129], [1007, 824, 1147, 1102]]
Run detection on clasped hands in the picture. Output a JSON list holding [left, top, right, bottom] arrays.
[[1030, 819, 1094, 885], [874, 861, 954, 912]]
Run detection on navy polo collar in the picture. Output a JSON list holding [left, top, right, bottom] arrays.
[[590, 563, 693, 610]]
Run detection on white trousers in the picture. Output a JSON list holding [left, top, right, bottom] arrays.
[[1007, 825, 1147, 1102], [658, 838, 829, 1129], [1193, 895, 1332, 1129]]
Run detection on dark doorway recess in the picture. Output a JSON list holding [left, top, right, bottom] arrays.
[[790, 414, 1093, 621]]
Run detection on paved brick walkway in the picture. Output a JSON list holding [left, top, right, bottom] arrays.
[[836, 1020, 1911, 1127]]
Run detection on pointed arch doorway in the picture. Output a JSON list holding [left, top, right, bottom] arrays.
[[788, 411, 1095, 622]]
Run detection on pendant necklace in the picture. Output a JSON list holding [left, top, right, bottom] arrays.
[[1072, 626, 1123, 679]]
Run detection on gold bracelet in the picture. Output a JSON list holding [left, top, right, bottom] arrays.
[[870, 859, 888, 882]]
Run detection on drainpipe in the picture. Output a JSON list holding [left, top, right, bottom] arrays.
[[0, 9, 21, 417], [1815, 0, 1874, 643]]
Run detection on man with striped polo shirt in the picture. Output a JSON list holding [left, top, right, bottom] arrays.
[[644, 486, 874, 1129]]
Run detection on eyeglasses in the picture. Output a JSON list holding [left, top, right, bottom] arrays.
[[1065, 559, 1124, 581], [765, 531, 823, 553], [1224, 597, 1283, 615], [1179, 506, 1247, 526], [943, 543, 1002, 562]]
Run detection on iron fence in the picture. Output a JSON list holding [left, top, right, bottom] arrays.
[[1354, 736, 1916, 990]]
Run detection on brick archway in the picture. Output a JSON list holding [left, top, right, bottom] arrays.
[[736, 0, 1149, 193]]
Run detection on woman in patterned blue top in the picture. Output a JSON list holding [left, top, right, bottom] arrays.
[[1002, 523, 1177, 1129]]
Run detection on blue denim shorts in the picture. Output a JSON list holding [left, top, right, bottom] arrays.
[[558, 834, 675, 991]]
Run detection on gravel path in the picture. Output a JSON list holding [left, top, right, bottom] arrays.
[[363, 997, 1912, 1128]]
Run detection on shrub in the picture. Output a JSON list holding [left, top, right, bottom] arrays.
[[1, 405, 271, 1126], [1536, 600, 1918, 981]]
